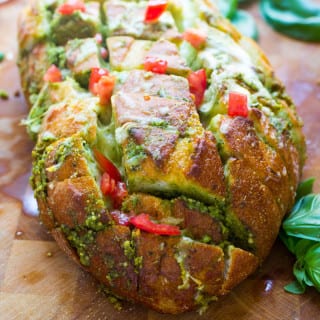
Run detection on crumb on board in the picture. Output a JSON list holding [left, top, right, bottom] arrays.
[[0, 90, 9, 100]]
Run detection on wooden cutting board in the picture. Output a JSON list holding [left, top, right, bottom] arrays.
[[0, 1, 319, 319]]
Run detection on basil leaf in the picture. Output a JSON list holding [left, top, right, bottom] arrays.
[[231, 9, 259, 40], [283, 194, 320, 242], [294, 238, 317, 259], [279, 229, 300, 254], [284, 280, 305, 294], [295, 177, 315, 201], [305, 243, 320, 291], [217, 0, 238, 19]]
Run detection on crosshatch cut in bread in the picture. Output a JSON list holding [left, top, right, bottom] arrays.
[[18, 0, 306, 314]]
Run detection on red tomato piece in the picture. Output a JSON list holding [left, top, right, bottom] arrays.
[[101, 174, 128, 208], [100, 47, 108, 60], [183, 28, 207, 49], [94, 149, 121, 182], [100, 172, 116, 196], [228, 91, 248, 117], [144, 56, 168, 74], [96, 74, 116, 105], [94, 33, 103, 44], [187, 69, 207, 108], [57, 0, 86, 15], [43, 64, 62, 83], [112, 182, 128, 209], [144, 0, 168, 23], [129, 213, 181, 236], [89, 68, 115, 105], [110, 210, 130, 226], [89, 67, 109, 93]]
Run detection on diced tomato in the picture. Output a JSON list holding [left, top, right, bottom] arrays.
[[43, 64, 62, 83], [57, 0, 86, 15], [94, 33, 103, 44], [94, 149, 121, 182], [144, 0, 168, 23], [112, 182, 128, 209], [110, 210, 130, 226], [183, 28, 207, 49], [187, 69, 207, 108], [129, 213, 181, 236], [97, 152, 127, 208], [96, 74, 116, 105], [89, 67, 109, 93], [89, 67, 115, 105], [101, 173, 128, 208], [100, 172, 116, 195], [144, 56, 168, 74], [100, 47, 108, 60], [228, 91, 248, 117]]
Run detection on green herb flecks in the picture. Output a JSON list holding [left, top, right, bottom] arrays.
[[0, 90, 9, 100]]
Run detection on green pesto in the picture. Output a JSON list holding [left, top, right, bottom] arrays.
[[30, 143, 50, 200], [121, 194, 140, 212], [107, 294, 123, 311], [45, 137, 74, 173], [234, 73, 260, 92], [85, 213, 105, 231], [106, 269, 120, 285], [0, 90, 9, 100], [175, 250, 191, 290], [123, 240, 135, 260], [24, 78, 85, 141], [84, 192, 106, 216], [149, 119, 170, 129], [134, 256, 143, 270], [180, 196, 211, 214], [179, 195, 225, 219], [194, 290, 217, 315], [23, 83, 50, 140], [125, 140, 147, 171], [122, 234, 143, 272], [73, 70, 91, 88], [224, 209, 254, 252], [201, 235, 212, 243], [61, 225, 96, 267], [47, 44, 66, 69], [51, 12, 99, 46]]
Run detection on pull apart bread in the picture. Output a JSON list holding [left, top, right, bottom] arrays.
[[18, 0, 306, 314]]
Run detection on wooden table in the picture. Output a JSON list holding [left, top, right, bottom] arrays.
[[0, 1, 319, 319]]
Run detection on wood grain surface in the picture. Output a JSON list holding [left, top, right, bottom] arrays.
[[0, 1, 319, 319]]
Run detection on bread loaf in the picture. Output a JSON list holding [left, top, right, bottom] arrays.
[[18, 0, 306, 314]]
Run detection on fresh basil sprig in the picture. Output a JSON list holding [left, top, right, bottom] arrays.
[[217, 0, 259, 40], [280, 178, 320, 294], [283, 193, 320, 242]]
